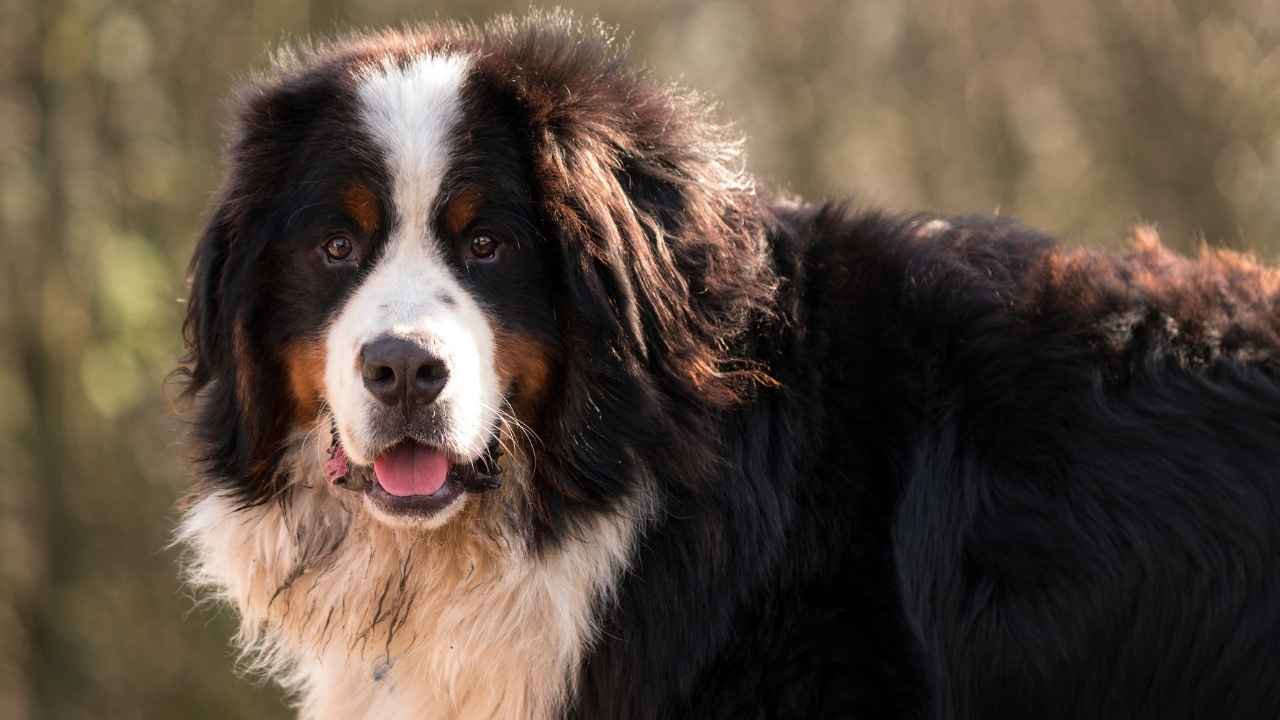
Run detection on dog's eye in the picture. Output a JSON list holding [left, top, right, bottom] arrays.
[[469, 235, 498, 260], [323, 233, 354, 261]]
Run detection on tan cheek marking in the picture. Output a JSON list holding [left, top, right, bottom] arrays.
[[443, 187, 483, 236], [342, 183, 381, 236], [494, 329, 557, 418], [283, 339, 327, 423]]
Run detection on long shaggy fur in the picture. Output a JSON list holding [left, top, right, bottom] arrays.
[[178, 421, 654, 719], [178, 12, 1280, 720]]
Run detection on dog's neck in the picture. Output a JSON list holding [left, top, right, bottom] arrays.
[[178, 434, 650, 720]]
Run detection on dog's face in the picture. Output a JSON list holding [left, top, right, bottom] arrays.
[[183, 23, 771, 538], [307, 55, 559, 528], [194, 51, 561, 529]]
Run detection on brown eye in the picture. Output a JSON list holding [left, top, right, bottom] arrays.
[[469, 234, 498, 260], [324, 234, 353, 261]]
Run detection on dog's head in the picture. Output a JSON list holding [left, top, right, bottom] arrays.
[[182, 15, 775, 537]]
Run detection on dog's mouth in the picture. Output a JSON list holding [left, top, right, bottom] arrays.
[[325, 430, 503, 519], [374, 440, 451, 497]]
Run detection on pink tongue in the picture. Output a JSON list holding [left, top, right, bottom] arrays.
[[373, 443, 449, 497]]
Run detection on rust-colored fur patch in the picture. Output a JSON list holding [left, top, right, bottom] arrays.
[[494, 329, 557, 418], [442, 186, 483, 236], [1026, 226, 1280, 367], [342, 183, 381, 236], [283, 339, 327, 422]]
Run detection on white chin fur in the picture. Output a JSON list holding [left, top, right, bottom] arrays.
[[177, 429, 655, 720], [361, 492, 469, 530]]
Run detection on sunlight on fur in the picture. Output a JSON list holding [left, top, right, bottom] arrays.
[[178, 421, 654, 719]]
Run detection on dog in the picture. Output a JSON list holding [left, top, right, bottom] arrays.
[[177, 12, 1280, 719]]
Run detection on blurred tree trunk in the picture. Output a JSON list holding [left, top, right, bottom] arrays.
[[9, 2, 78, 717]]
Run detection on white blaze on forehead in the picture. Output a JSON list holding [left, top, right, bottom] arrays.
[[323, 52, 499, 476], [357, 52, 470, 234]]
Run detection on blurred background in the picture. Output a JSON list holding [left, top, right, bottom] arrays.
[[1, 0, 1278, 717]]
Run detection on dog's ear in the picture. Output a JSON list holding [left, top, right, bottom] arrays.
[[181, 191, 290, 507], [182, 201, 234, 396], [523, 67, 775, 411], [180, 78, 328, 506], [533, 130, 651, 361]]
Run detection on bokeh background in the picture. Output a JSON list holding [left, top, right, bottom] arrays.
[[2, 0, 1278, 717]]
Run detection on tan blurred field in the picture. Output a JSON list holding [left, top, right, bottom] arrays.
[[1, 0, 1277, 717]]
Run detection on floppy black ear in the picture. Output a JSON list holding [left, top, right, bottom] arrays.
[[536, 135, 653, 362], [178, 64, 357, 506], [183, 202, 235, 395], [521, 61, 777, 410], [180, 195, 269, 505], [182, 188, 303, 507]]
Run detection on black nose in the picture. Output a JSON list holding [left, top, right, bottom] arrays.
[[359, 336, 449, 409]]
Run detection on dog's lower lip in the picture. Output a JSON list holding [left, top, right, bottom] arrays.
[[365, 471, 464, 516]]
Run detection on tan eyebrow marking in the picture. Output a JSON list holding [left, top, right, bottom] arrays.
[[443, 187, 483, 236], [342, 183, 381, 235]]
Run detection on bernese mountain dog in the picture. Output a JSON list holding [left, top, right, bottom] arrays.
[[177, 12, 1280, 720]]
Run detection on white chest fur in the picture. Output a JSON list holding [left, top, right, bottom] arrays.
[[178, 472, 645, 719]]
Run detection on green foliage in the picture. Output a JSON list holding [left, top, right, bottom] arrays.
[[1, 0, 1276, 717]]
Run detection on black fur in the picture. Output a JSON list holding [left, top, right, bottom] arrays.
[[569, 202, 1280, 718], [182, 55, 390, 506], [183, 13, 1280, 719]]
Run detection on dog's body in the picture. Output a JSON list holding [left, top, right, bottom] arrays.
[[179, 14, 1280, 719]]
